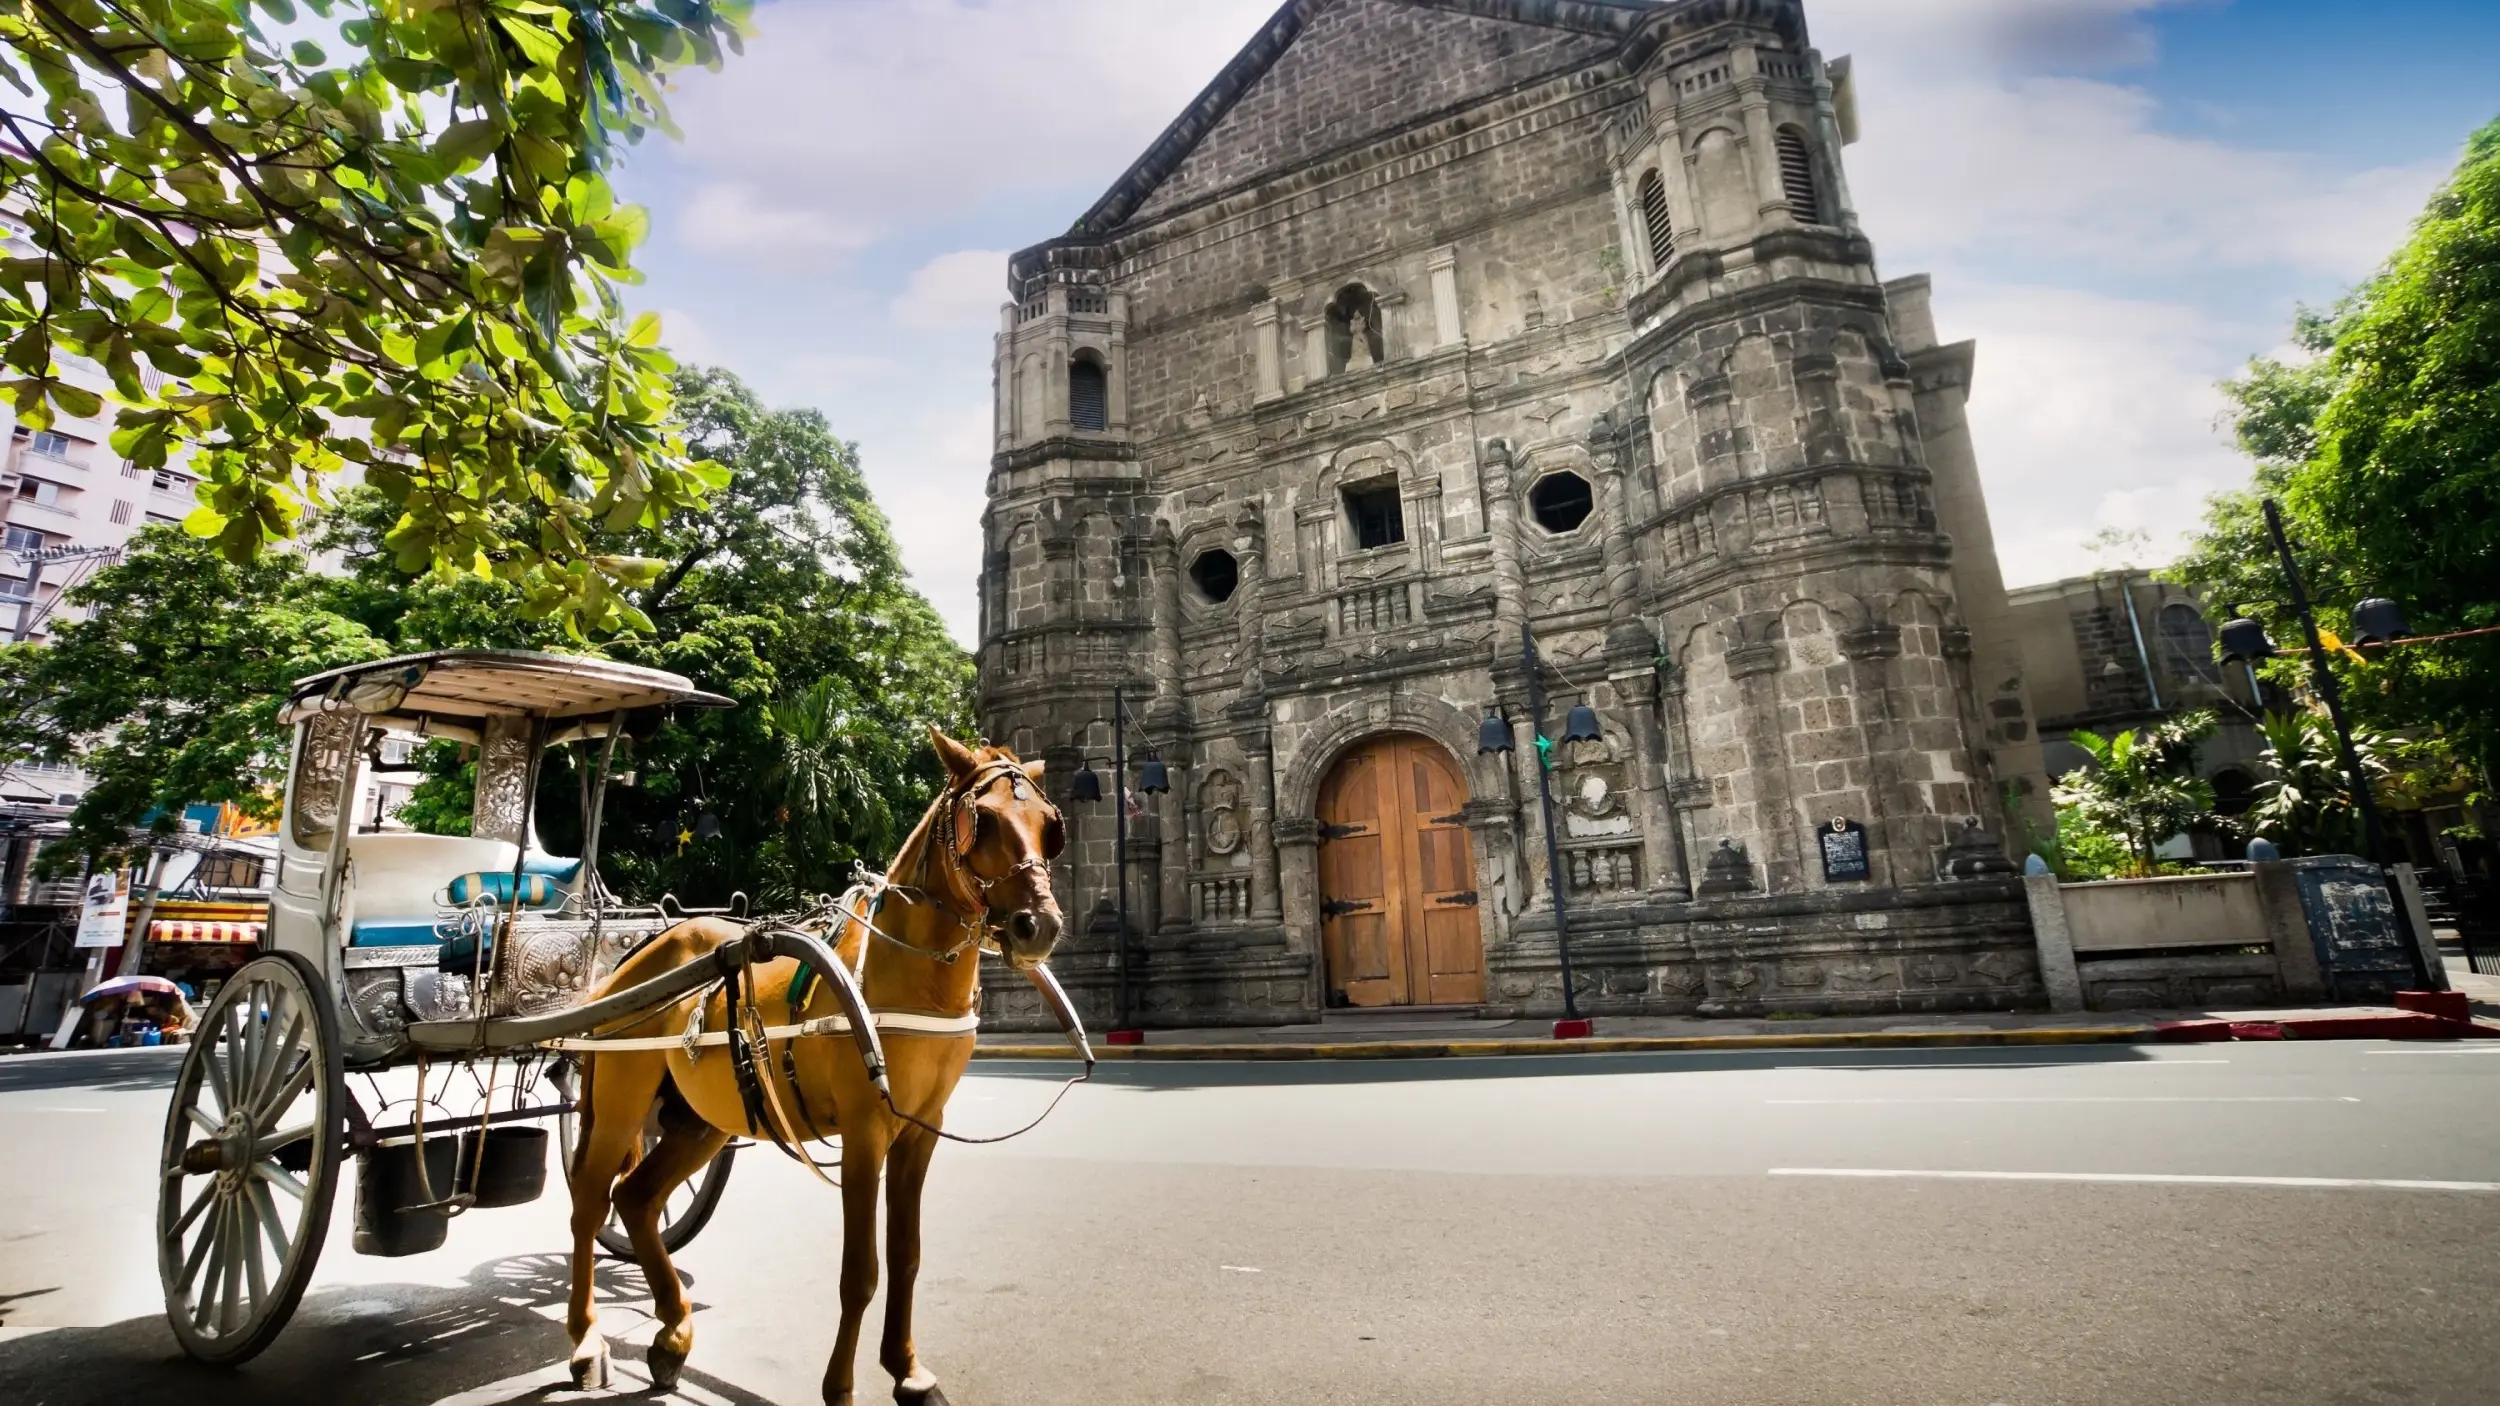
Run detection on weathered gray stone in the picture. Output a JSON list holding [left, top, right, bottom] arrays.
[[976, 0, 2049, 1028]]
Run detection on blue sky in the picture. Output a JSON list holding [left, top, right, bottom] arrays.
[[606, 0, 2500, 643]]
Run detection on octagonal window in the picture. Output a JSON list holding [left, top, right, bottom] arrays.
[[1190, 549, 1239, 603], [1530, 471, 1593, 533]]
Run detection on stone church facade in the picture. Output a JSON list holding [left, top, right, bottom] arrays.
[[977, 0, 2055, 1029]]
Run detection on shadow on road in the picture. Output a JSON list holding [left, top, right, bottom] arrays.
[[972, 1042, 2178, 1091], [0, 1047, 183, 1095], [0, 1253, 780, 1406]]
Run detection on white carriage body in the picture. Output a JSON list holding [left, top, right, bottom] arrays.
[[267, 650, 730, 1057]]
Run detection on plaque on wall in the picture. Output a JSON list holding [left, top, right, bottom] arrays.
[[1819, 817, 1870, 883]]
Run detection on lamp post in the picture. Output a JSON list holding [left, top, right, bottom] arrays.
[[1067, 683, 1170, 1038], [1479, 621, 1604, 1037], [2218, 497, 2432, 989]]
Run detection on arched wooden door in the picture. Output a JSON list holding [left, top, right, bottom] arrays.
[[1316, 734, 1483, 1008]]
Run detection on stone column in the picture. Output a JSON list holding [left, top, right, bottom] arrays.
[[1428, 246, 1464, 350], [1733, 48, 1786, 224], [1482, 439, 1528, 639], [1591, 414, 1643, 624], [1275, 817, 1322, 973], [1838, 619, 1910, 890], [1726, 625, 1802, 891], [1591, 415, 1681, 899], [1242, 713, 1282, 921], [1252, 300, 1284, 404], [1809, 55, 1860, 233]]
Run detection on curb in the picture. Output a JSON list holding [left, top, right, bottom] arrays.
[[973, 1026, 2157, 1061]]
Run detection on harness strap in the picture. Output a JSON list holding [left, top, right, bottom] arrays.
[[541, 1010, 981, 1052]]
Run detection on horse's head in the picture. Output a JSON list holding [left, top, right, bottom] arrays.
[[931, 728, 1065, 969]]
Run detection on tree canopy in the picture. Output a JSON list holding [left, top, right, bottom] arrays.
[[0, 365, 973, 901], [2174, 116, 2500, 798], [0, 0, 751, 634]]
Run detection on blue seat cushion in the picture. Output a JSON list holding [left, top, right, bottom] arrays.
[[445, 872, 567, 909], [350, 919, 444, 948], [525, 854, 583, 885]]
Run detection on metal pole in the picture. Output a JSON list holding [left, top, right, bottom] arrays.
[[2118, 571, 2162, 713], [1523, 623, 1582, 1020], [9, 557, 45, 643], [2262, 498, 2431, 988], [1111, 684, 1131, 1031]]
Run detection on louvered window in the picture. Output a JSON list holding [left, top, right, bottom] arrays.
[[1637, 170, 1674, 271], [1776, 128, 1820, 223], [1068, 358, 1108, 432]]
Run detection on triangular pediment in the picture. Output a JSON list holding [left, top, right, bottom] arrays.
[[1075, 0, 1656, 236]]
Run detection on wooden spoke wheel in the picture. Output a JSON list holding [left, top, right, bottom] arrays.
[[157, 952, 345, 1365], [551, 1061, 736, 1258]]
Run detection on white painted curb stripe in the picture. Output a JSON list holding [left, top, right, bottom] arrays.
[[1769, 1169, 2500, 1193], [1765, 1096, 2359, 1105]]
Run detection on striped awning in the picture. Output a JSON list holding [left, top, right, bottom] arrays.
[[150, 919, 264, 945]]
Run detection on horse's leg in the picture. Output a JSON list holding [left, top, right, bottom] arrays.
[[823, 1121, 893, 1406], [614, 1086, 731, 1392], [567, 1053, 667, 1391], [880, 1124, 943, 1404]]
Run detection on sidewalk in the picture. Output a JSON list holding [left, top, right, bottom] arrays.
[[976, 955, 2500, 1061]]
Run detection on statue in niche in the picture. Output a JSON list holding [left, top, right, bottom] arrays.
[[1326, 285, 1384, 374]]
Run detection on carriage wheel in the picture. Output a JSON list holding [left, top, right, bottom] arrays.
[[157, 951, 346, 1365], [550, 1062, 738, 1258]]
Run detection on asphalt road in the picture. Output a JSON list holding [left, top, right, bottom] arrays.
[[2, 1039, 2497, 1405]]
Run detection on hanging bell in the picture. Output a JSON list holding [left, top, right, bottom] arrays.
[[2217, 617, 2275, 666], [1137, 756, 1171, 795], [2349, 597, 2409, 647], [1070, 764, 1104, 803], [1477, 713, 1515, 755], [694, 811, 721, 842], [1563, 703, 1603, 744]]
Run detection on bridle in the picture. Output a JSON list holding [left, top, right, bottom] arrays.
[[879, 757, 1063, 965]]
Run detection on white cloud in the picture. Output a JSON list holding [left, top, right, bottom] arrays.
[[662, 0, 1280, 245], [679, 181, 874, 258], [859, 397, 996, 642], [891, 249, 1013, 330], [1939, 282, 2252, 586]]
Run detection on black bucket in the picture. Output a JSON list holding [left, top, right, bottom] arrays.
[[353, 1136, 457, 1257], [457, 1125, 548, 1208]]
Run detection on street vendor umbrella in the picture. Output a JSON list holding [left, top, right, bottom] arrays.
[[79, 975, 181, 1004]]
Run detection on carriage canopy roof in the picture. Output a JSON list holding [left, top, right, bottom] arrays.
[[287, 650, 732, 725]]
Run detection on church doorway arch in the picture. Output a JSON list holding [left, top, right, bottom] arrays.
[[1316, 733, 1483, 1008]]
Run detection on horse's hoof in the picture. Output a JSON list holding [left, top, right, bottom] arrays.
[[895, 1386, 950, 1406], [648, 1342, 689, 1392], [570, 1343, 611, 1390]]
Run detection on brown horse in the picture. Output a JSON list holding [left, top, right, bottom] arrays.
[[563, 729, 1065, 1404]]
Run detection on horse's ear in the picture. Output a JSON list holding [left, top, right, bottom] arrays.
[[929, 727, 979, 783], [1020, 757, 1046, 782]]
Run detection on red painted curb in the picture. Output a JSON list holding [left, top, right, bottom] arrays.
[[2158, 1012, 2500, 1043], [2396, 991, 2473, 1024]]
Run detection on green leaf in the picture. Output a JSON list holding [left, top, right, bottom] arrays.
[[433, 119, 505, 166]]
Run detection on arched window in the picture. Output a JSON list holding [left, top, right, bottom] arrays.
[[1325, 285, 1383, 375], [1775, 127, 1820, 224], [2158, 601, 2220, 684], [1068, 356, 1108, 432], [1636, 169, 1674, 271]]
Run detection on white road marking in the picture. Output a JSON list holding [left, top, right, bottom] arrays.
[[1221, 1265, 1262, 1273], [0, 1107, 107, 1114], [1766, 1096, 2359, 1105], [1770, 1169, 2500, 1193], [2365, 1047, 2500, 1056]]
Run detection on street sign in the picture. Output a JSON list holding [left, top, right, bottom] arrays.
[[1819, 818, 1870, 883]]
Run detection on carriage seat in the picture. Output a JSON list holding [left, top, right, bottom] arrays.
[[343, 834, 584, 948]]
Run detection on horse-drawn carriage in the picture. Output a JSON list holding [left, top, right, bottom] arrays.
[[159, 649, 1085, 1397]]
